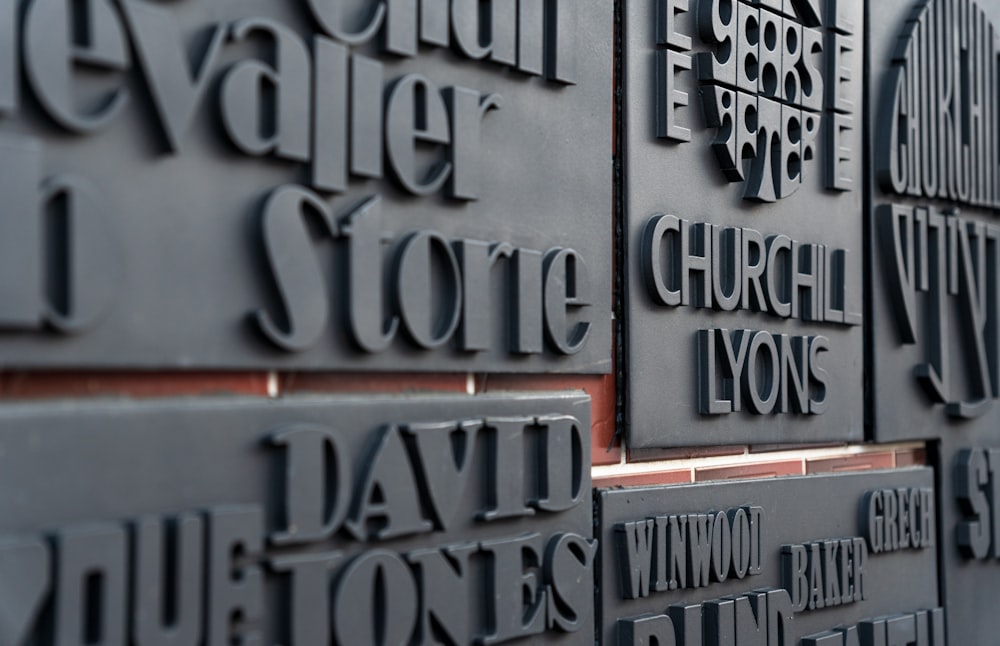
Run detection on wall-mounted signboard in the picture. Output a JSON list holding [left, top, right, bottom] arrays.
[[938, 440, 1000, 644], [597, 468, 940, 645], [0, 393, 594, 645], [869, 0, 1000, 440], [0, 0, 611, 373], [622, 0, 866, 447]]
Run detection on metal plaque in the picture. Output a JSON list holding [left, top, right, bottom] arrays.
[[597, 468, 940, 645], [0, 0, 611, 373], [0, 392, 594, 645], [868, 0, 1000, 441], [622, 0, 866, 448], [938, 438, 1000, 643]]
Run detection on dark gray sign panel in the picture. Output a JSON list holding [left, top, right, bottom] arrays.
[[0, 0, 611, 373], [927, 424, 1000, 646], [597, 469, 941, 645], [0, 393, 594, 645], [868, 0, 1000, 440], [622, 0, 866, 447], [938, 440, 1000, 644]]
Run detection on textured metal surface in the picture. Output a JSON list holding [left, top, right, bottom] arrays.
[[0, 393, 594, 645], [622, 0, 865, 447], [0, 0, 611, 373], [597, 468, 939, 645], [868, 0, 1000, 440]]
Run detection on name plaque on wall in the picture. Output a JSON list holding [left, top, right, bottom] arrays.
[[869, 0, 1000, 439], [938, 442, 1000, 643], [597, 468, 940, 645], [0, 0, 611, 372], [622, 0, 865, 447], [0, 393, 594, 645]]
